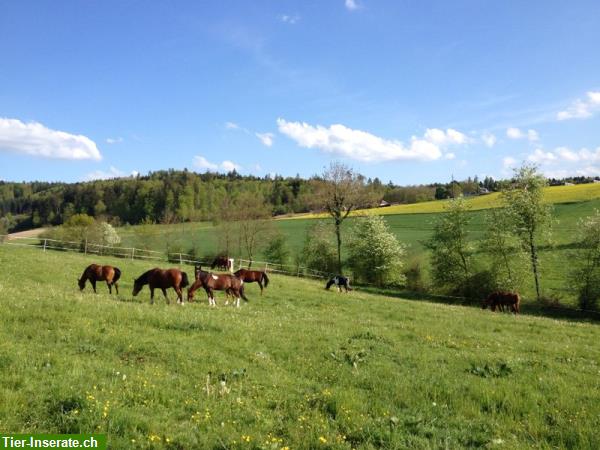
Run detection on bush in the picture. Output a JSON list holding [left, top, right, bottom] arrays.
[[570, 210, 600, 310], [264, 233, 290, 266], [300, 221, 338, 275], [403, 255, 428, 293], [346, 215, 406, 287]]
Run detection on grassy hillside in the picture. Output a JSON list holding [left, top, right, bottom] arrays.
[[291, 182, 600, 219], [1, 245, 600, 449]]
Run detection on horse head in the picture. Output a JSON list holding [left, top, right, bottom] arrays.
[[132, 277, 142, 296], [77, 277, 85, 291]]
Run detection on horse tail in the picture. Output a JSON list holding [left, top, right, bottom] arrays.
[[240, 284, 249, 302], [181, 272, 190, 288], [113, 267, 122, 284], [262, 272, 269, 288]]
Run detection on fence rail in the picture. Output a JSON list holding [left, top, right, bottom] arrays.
[[0, 235, 331, 280]]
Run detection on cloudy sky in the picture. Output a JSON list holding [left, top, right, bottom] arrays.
[[1, 1, 599, 184]]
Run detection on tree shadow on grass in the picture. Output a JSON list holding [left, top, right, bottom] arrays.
[[356, 285, 600, 324]]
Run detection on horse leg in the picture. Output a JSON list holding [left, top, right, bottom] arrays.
[[92, 280, 97, 293], [175, 286, 183, 305], [259, 280, 263, 295], [107, 281, 112, 294], [150, 288, 155, 305], [162, 288, 169, 305], [115, 282, 119, 295]]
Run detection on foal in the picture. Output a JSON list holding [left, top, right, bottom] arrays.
[[234, 269, 270, 295], [188, 268, 248, 307]]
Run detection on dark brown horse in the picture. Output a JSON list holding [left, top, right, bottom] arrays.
[[188, 268, 248, 307], [482, 291, 521, 314], [211, 255, 231, 271], [78, 264, 121, 294], [234, 269, 269, 295], [132, 268, 189, 305]]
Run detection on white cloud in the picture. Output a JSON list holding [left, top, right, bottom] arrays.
[[280, 14, 300, 24], [423, 128, 468, 145], [524, 146, 600, 178], [106, 137, 123, 144], [193, 155, 218, 171], [277, 119, 468, 163], [444, 152, 456, 160], [345, 0, 359, 10], [221, 160, 242, 172], [193, 155, 242, 172], [0, 118, 101, 160], [255, 132, 274, 147], [481, 132, 497, 148], [503, 156, 517, 169], [527, 148, 557, 164], [225, 121, 240, 130], [506, 127, 539, 142], [506, 127, 523, 139], [84, 166, 128, 181], [557, 91, 600, 120]]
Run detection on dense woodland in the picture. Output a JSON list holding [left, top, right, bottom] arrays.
[[0, 169, 597, 233]]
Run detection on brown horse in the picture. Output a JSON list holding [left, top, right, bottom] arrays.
[[211, 255, 231, 271], [188, 268, 248, 307], [234, 269, 269, 295], [132, 268, 189, 305], [482, 291, 520, 314], [78, 264, 121, 294]]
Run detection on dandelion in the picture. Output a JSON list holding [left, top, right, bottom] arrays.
[[319, 436, 327, 444]]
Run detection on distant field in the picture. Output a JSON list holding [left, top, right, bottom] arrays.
[[1, 245, 599, 449], [290, 182, 600, 219]]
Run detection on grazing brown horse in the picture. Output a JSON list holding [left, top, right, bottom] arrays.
[[211, 255, 231, 271], [482, 291, 521, 314], [234, 269, 269, 295], [132, 268, 189, 305], [188, 268, 248, 307], [78, 264, 121, 294]]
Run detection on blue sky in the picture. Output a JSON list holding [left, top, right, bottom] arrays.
[[1, 0, 599, 184]]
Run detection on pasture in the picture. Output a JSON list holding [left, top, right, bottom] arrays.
[[116, 197, 600, 307], [1, 245, 599, 449]]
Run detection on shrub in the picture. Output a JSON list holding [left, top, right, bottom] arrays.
[[264, 233, 290, 266], [403, 255, 428, 293], [300, 221, 338, 275], [346, 215, 406, 287]]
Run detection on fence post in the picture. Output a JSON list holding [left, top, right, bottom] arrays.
[[131, 248, 135, 260], [179, 253, 183, 265], [84, 238, 88, 255], [265, 262, 269, 273], [43, 239, 47, 252]]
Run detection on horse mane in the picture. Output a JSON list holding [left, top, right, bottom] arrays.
[[136, 268, 160, 283]]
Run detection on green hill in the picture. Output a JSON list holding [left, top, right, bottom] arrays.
[[1, 245, 599, 449]]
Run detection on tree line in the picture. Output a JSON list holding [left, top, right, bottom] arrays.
[[0, 169, 510, 233]]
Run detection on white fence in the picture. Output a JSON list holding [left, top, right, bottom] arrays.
[[0, 235, 331, 280]]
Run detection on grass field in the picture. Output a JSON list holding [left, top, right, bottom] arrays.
[[1, 245, 600, 449], [290, 182, 600, 219], [114, 197, 600, 307]]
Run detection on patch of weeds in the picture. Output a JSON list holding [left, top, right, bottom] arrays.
[[77, 343, 97, 355], [46, 395, 84, 433], [468, 362, 513, 378]]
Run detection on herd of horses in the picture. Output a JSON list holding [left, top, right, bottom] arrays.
[[78, 261, 269, 307], [78, 261, 521, 314]]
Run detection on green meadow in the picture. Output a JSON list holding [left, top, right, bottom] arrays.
[[1, 246, 599, 449], [115, 197, 600, 306]]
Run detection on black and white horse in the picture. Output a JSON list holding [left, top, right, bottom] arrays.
[[325, 275, 352, 293]]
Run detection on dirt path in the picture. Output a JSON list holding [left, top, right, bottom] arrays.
[[6, 228, 47, 240]]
